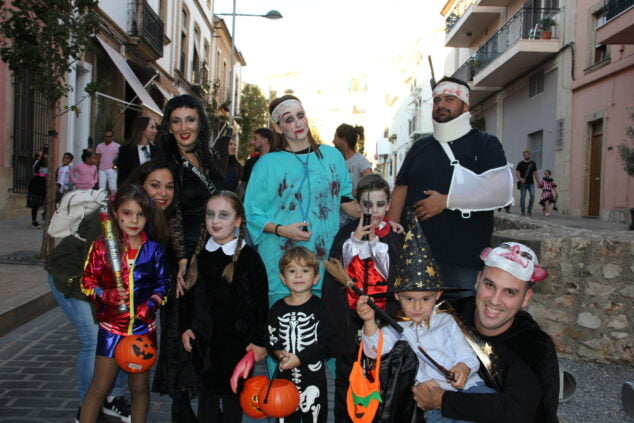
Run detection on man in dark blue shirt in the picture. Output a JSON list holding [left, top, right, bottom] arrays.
[[387, 77, 511, 298]]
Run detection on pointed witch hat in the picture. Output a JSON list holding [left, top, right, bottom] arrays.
[[392, 210, 453, 292]]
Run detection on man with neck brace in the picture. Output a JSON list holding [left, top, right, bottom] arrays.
[[388, 77, 513, 298]]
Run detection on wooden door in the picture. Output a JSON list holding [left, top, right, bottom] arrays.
[[588, 121, 603, 217]]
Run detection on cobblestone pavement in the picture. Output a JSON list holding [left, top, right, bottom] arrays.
[[0, 307, 334, 423], [3, 306, 633, 422]]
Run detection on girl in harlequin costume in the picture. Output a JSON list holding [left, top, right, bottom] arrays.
[[322, 174, 404, 422], [80, 184, 170, 423], [180, 191, 269, 423]]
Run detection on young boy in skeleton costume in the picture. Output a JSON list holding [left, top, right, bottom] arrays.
[[267, 247, 336, 422]]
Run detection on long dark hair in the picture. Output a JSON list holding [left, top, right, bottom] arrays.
[[213, 136, 243, 176], [185, 191, 246, 288], [125, 159, 179, 218], [268, 95, 322, 158], [157, 95, 216, 171], [127, 116, 152, 146], [336, 123, 364, 151], [108, 184, 168, 248]]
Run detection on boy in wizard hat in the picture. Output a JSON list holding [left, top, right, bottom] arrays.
[[356, 211, 495, 423]]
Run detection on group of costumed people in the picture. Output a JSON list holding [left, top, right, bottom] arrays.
[[46, 76, 559, 423]]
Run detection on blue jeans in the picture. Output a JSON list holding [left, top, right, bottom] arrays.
[[437, 262, 478, 300], [424, 382, 496, 423], [47, 274, 127, 403], [519, 183, 535, 214]]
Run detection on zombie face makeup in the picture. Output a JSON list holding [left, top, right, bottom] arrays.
[[357, 190, 390, 225], [273, 101, 309, 145]]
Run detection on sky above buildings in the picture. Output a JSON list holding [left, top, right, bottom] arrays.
[[214, 0, 448, 145]]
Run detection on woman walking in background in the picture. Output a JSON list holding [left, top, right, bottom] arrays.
[[212, 135, 242, 193], [333, 123, 372, 226]]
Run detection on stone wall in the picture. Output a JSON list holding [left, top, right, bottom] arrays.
[[493, 214, 633, 363]]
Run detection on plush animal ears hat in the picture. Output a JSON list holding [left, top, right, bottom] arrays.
[[392, 210, 452, 292], [480, 242, 548, 283]]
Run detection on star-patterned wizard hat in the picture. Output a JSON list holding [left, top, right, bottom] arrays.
[[392, 210, 452, 292]]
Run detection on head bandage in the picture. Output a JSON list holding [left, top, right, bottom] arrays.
[[480, 242, 548, 283], [433, 81, 469, 105], [271, 99, 302, 123]]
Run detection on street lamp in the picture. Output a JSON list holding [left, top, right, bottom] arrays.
[[216, 5, 283, 130]]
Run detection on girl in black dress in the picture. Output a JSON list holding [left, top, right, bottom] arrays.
[[153, 94, 225, 422], [181, 191, 268, 423]]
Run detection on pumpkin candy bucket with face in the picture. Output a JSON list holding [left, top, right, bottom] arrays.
[[239, 375, 269, 419], [347, 331, 383, 423], [115, 334, 157, 373], [258, 378, 301, 418]]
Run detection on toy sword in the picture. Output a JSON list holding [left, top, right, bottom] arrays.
[[417, 345, 456, 382], [99, 206, 129, 313]]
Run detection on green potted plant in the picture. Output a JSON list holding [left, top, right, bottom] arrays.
[[540, 17, 557, 39]]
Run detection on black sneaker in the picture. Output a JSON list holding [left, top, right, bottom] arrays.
[[32, 221, 42, 229], [102, 396, 131, 423]]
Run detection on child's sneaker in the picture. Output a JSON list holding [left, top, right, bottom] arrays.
[[102, 396, 131, 422], [32, 221, 42, 229]]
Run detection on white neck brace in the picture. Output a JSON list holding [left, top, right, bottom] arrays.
[[433, 112, 473, 143]]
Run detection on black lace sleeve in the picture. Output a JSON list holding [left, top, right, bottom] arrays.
[[168, 205, 187, 261]]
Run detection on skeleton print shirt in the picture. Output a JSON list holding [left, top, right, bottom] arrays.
[[267, 295, 336, 422], [267, 295, 336, 371]]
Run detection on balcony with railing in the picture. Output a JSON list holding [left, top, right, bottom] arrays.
[[450, 58, 499, 106], [468, 7, 561, 87], [444, 0, 504, 47], [129, 1, 164, 60], [596, 0, 634, 44]]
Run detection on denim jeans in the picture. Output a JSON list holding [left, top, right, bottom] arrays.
[[437, 262, 479, 300], [519, 183, 535, 214], [47, 274, 127, 403], [424, 382, 496, 423]]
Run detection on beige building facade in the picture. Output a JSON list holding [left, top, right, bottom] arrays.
[[0, 0, 245, 218], [441, 0, 634, 222]]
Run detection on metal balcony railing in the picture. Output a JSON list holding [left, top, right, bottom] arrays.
[[471, 7, 560, 77], [452, 58, 476, 81], [192, 62, 209, 86], [445, 0, 478, 33], [141, 2, 163, 57], [605, 0, 633, 20]]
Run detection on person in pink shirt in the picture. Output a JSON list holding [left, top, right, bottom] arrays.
[[70, 149, 99, 190], [95, 130, 120, 193]]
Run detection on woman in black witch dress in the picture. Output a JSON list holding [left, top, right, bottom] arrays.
[[153, 94, 225, 422]]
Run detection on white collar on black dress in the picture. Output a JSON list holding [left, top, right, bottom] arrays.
[[204, 237, 246, 255], [432, 112, 472, 143]]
